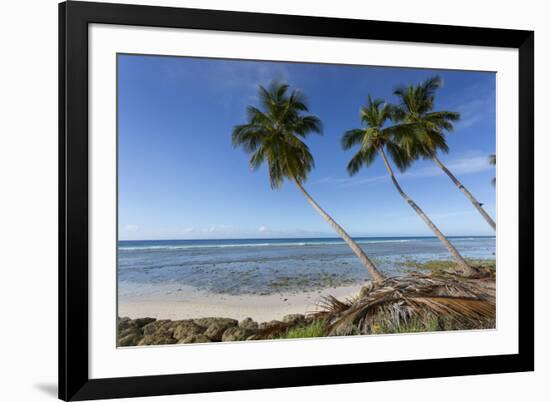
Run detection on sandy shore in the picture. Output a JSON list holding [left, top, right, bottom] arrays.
[[118, 283, 363, 322]]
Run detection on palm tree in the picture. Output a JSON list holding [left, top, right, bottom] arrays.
[[489, 154, 496, 186], [393, 76, 496, 230], [232, 82, 385, 282], [342, 96, 478, 277]]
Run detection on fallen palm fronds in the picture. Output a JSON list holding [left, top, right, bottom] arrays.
[[314, 272, 495, 336]]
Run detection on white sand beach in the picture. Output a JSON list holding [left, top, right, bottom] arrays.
[[118, 283, 363, 323]]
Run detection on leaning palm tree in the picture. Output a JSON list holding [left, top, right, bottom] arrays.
[[232, 82, 385, 282], [393, 76, 496, 230], [342, 96, 477, 277], [489, 154, 496, 186]]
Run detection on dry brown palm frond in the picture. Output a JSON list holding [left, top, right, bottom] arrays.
[[317, 295, 352, 315], [315, 273, 495, 336]]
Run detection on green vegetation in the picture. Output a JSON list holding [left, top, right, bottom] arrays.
[[276, 320, 328, 339], [398, 258, 496, 273]]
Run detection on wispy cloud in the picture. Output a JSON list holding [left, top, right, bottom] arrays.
[[406, 153, 493, 178], [164, 59, 290, 95], [163, 59, 292, 118], [316, 153, 493, 188], [448, 81, 495, 129], [316, 174, 387, 187]]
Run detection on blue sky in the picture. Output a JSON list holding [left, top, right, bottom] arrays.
[[118, 54, 496, 240]]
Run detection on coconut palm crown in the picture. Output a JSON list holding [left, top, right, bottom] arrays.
[[391, 76, 459, 158], [342, 96, 416, 175], [231, 82, 322, 189]]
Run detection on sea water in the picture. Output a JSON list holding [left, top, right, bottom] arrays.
[[118, 236, 495, 298]]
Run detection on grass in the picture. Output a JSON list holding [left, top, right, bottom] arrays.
[[273, 316, 482, 340], [371, 316, 460, 334], [276, 320, 328, 339]]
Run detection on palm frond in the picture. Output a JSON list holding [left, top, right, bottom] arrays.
[[385, 141, 413, 172], [346, 147, 377, 176], [420, 76, 443, 100], [341, 128, 366, 150], [315, 273, 495, 336]]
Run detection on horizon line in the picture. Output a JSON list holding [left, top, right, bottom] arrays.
[[118, 234, 496, 242]]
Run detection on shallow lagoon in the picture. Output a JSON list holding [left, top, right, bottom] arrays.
[[118, 236, 495, 298]]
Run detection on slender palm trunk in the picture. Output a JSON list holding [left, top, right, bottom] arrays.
[[432, 153, 496, 231], [378, 148, 477, 277], [294, 180, 385, 282]]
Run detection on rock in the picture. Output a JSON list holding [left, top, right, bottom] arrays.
[[138, 333, 177, 346], [204, 322, 235, 341], [259, 320, 283, 330], [119, 326, 143, 338], [179, 334, 211, 344], [239, 317, 258, 331], [193, 317, 238, 329], [173, 321, 205, 341], [221, 326, 254, 342], [117, 317, 134, 331], [118, 332, 143, 347], [143, 320, 172, 335], [282, 314, 305, 325], [134, 317, 156, 328]]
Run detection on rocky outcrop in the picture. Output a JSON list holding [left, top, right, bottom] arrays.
[[117, 315, 314, 347]]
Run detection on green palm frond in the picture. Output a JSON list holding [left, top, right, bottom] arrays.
[[231, 124, 265, 152], [385, 141, 413, 172], [292, 115, 322, 137], [341, 128, 366, 150], [346, 147, 377, 176]]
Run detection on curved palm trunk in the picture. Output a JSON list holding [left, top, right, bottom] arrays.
[[294, 180, 385, 282], [378, 148, 477, 277], [432, 154, 496, 231]]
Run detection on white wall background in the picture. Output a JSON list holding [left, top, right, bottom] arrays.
[[0, 0, 545, 401]]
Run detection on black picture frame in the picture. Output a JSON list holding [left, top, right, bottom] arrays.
[[59, 1, 534, 400]]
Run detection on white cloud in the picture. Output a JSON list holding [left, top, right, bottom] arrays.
[[122, 224, 140, 232], [258, 225, 268, 232], [316, 153, 493, 188], [406, 154, 493, 178]]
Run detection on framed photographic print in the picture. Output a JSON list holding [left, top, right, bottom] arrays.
[[59, 1, 534, 400]]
